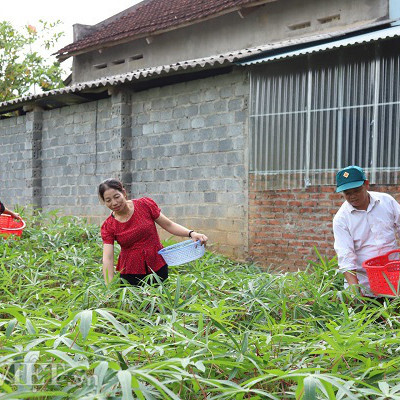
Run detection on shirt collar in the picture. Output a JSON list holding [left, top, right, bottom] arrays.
[[346, 191, 380, 213]]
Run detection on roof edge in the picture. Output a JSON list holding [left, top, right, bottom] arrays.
[[237, 19, 398, 65], [3, 19, 396, 114], [56, 0, 276, 60]]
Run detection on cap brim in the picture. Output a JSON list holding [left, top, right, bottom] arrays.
[[336, 180, 364, 193]]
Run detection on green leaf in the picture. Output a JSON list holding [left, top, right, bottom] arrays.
[[5, 318, 18, 338], [21, 351, 40, 386], [194, 360, 206, 373], [46, 350, 88, 368], [94, 361, 108, 391], [181, 358, 190, 369], [382, 272, 398, 296], [95, 309, 128, 336], [0, 391, 69, 399], [304, 376, 317, 400], [131, 375, 145, 400], [192, 378, 200, 393], [0, 20, 66, 101], [174, 275, 181, 308], [210, 317, 240, 350], [116, 351, 129, 370], [117, 370, 134, 400], [79, 310, 92, 341], [25, 318, 36, 335]]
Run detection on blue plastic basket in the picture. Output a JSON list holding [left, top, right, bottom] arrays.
[[158, 240, 205, 266]]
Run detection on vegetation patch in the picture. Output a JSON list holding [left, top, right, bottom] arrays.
[[1, 211, 399, 399]]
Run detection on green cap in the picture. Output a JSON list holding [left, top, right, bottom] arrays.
[[336, 166, 366, 193]]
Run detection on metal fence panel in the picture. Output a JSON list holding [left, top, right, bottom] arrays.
[[249, 43, 400, 189]]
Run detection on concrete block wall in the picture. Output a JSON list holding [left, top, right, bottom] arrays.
[[40, 99, 112, 219], [0, 69, 249, 260], [0, 115, 31, 207], [131, 70, 249, 258], [248, 175, 400, 271]]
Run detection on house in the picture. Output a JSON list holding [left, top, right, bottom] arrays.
[[1, 0, 399, 269]]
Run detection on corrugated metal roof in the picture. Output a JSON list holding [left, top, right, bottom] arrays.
[[0, 50, 252, 110], [0, 33, 341, 111], [239, 25, 400, 65], [0, 20, 394, 113]]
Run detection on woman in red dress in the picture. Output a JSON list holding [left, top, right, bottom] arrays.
[[98, 179, 208, 285]]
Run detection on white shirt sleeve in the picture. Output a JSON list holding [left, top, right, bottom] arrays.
[[392, 196, 400, 237], [333, 216, 358, 272]]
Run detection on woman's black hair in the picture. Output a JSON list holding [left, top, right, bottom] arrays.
[[98, 178, 125, 201]]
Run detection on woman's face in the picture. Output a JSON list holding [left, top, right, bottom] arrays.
[[103, 188, 127, 212]]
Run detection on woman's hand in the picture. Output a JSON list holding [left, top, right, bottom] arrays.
[[11, 212, 21, 220], [190, 231, 208, 246]]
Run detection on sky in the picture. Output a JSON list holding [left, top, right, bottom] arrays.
[[2, 0, 143, 76]]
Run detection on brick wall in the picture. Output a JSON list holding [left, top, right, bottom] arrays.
[[248, 173, 400, 271]]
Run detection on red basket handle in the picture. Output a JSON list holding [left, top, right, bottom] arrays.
[[385, 260, 400, 272], [17, 219, 26, 230], [384, 249, 400, 262], [384, 249, 400, 259], [0, 214, 26, 231]]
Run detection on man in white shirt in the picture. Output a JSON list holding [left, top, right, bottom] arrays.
[[333, 165, 400, 296]]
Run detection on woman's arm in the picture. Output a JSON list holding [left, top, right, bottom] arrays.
[[1, 203, 20, 220], [155, 213, 208, 245], [102, 244, 115, 284], [3, 208, 20, 219]]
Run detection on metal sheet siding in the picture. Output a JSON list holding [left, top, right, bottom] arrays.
[[249, 44, 400, 189]]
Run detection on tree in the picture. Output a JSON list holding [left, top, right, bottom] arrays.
[[0, 20, 67, 102]]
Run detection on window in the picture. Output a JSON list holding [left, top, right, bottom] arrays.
[[111, 59, 126, 65], [94, 63, 107, 70], [249, 40, 400, 189], [129, 54, 143, 61], [318, 14, 340, 24]]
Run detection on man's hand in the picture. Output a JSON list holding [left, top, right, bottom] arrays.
[[344, 270, 359, 286], [343, 270, 365, 304]]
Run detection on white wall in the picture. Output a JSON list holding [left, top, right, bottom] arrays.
[[71, 0, 388, 83]]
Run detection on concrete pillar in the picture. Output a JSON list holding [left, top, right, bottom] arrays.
[[25, 108, 43, 208], [109, 88, 133, 195]]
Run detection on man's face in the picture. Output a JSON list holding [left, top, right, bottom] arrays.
[[343, 182, 369, 210]]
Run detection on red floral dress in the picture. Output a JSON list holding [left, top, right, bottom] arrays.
[[100, 197, 166, 274]]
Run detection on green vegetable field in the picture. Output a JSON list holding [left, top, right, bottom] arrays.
[[1, 212, 399, 399]]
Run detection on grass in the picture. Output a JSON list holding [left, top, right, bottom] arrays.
[[0, 210, 400, 399]]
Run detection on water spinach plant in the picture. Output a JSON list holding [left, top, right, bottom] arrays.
[[0, 212, 400, 399]]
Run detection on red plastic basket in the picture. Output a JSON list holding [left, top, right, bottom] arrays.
[[0, 214, 26, 238], [362, 250, 400, 296]]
